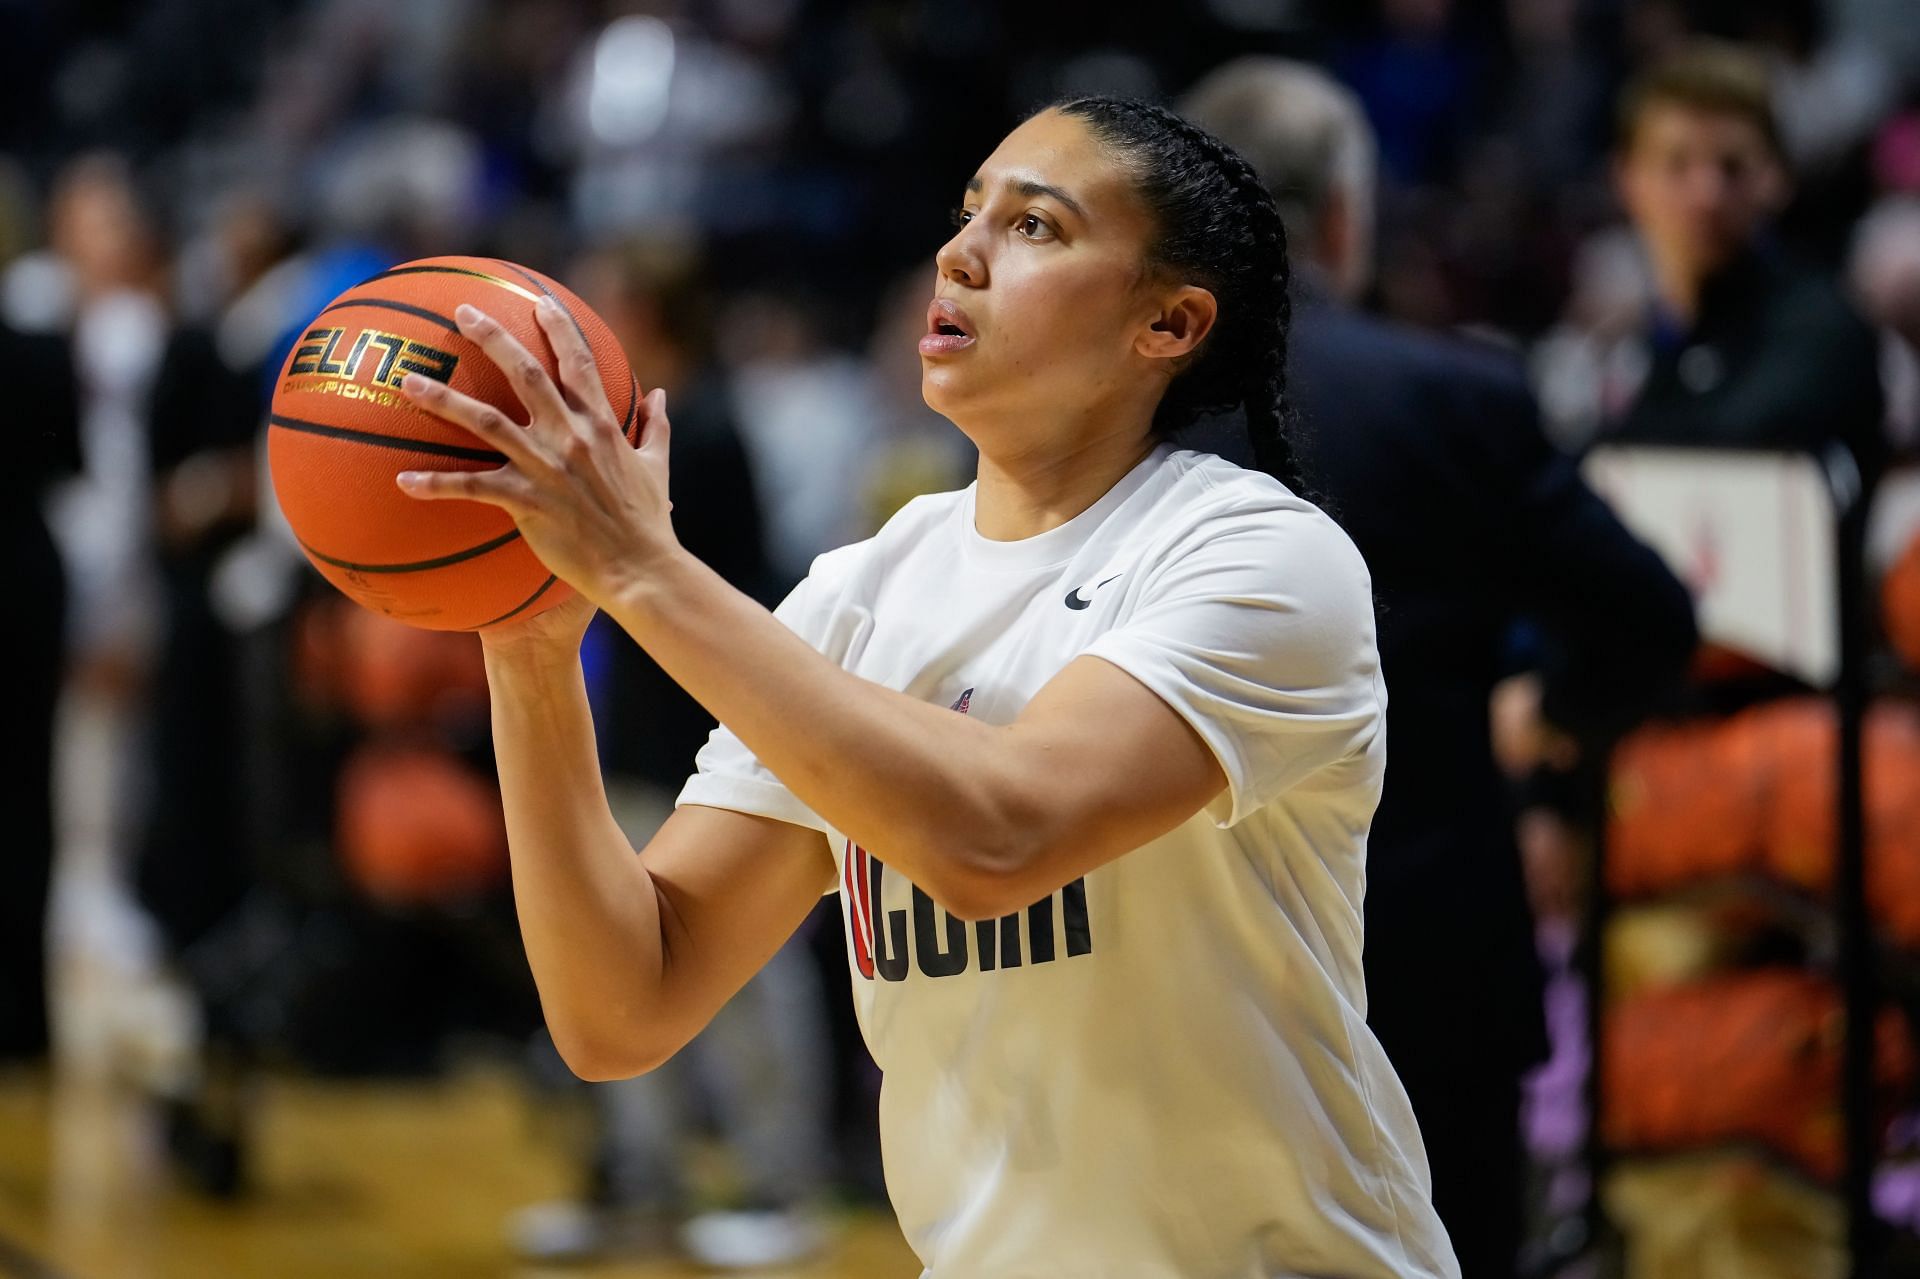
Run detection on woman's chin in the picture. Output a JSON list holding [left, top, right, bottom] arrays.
[[919, 365, 974, 416]]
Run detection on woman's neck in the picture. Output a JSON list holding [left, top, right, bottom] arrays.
[[972, 429, 1158, 542]]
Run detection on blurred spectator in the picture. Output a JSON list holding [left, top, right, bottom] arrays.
[[0, 313, 81, 1060], [1333, 0, 1484, 188], [1494, 0, 1614, 192], [1599, 40, 1888, 478], [29, 154, 171, 682], [133, 196, 287, 964], [1532, 227, 1659, 451], [557, 11, 792, 241], [1849, 196, 1920, 452], [720, 287, 881, 587], [572, 236, 773, 776], [1688, 0, 1897, 177], [10, 157, 173, 1048], [510, 239, 829, 1268], [1186, 56, 1698, 1278]]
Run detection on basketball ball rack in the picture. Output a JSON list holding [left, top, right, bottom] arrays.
[[1574, 442, 1897, 1279]]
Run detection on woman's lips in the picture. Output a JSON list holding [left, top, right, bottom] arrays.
[[921, 297, 977, 356], [918, 331, 976, 356]]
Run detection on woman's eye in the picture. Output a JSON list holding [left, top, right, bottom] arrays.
[[1018, 214, 1052, 239], [949, 206, 974, 229]]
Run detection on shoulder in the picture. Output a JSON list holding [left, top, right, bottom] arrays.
[[1163, 448, 1353, 532], [1291, 306, 1536, 464], [1138, 452, 1375, 612]]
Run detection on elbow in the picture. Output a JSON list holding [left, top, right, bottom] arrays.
[[917, 827, 1051, 924], [566, 1052, 663, 1084], [928, 875, 1022, 924], [907, 769, 1070, 922], [549, 1024, 674, 1083]]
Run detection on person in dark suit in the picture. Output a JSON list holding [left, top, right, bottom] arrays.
[[1, 318, 81, 1061], [1186, 60, 1699, 1277]]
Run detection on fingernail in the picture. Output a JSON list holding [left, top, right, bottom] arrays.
[[455, 303, 483, 326], [536, 296, 558, 313], [401, 372, 426, 394], [396, 472, 422, 490]]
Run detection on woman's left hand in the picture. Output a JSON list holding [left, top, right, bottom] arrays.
[[395, 299, 677, 608]]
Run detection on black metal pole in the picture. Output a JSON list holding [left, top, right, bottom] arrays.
[[1830, 445, 1877, 1279], [1581, 759, 1613, 1263]]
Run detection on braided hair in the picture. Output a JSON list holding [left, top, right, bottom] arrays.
[[1050, 95, 1305, 495]]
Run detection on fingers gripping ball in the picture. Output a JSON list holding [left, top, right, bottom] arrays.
[[268, 256, 639, 631]]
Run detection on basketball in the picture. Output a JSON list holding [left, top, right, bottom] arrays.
[[336, 743, 509, 905], [1885, 530, 1920, 674], [267, 256, 639, 631]]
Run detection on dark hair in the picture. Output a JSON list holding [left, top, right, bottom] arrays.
[[1049, 94, 1306, 495], [1616, 40, 1784, 161]]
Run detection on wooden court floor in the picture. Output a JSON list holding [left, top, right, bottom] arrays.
[[0, 1063, 916, 1279]]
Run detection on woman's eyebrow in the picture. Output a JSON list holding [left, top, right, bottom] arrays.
[[965, 173, 1088, 221]]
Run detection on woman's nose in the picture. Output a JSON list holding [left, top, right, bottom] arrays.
[[936, 231, 985, 288]]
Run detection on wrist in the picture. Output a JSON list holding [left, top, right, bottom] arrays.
[[605, 544, 705, 637], [481, 631, 584, 683]]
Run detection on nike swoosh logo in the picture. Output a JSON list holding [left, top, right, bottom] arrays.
[[1064, 573, 1123, 610]]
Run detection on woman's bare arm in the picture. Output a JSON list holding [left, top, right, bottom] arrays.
[[403, 301, 1224, 931], [486, 637, 833, 1080], [604, 553, 1224, 923]]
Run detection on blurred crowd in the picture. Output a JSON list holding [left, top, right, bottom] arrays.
[[10, 0, 1920, 1274]]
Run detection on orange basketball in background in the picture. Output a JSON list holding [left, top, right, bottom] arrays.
[[337, 744, 509, 905], [268, 256, 638, 631], [1885, 530, 1920, 673], [1601, 969, 1913, 1182], [1606, 716, 1767, 896]]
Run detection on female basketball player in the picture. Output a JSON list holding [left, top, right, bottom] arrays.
[[396, 97, 1459, 1278]]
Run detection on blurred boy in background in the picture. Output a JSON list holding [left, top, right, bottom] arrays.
[[1604, 40, 1887, 478]]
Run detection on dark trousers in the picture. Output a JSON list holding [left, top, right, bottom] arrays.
[[1395, 1060, 1525, 1279], [135, 557, 249, 952], [2, 537, 63, 1059]]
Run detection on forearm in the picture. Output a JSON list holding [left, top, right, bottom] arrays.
[[608, 551, 1036, 906], [484, 647, 671, 1069]]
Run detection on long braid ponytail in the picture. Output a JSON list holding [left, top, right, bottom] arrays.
[[1052, 95, 1306, 496]]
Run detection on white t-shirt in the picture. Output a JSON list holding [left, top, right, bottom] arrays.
[[677, 445, 1460, 1279]]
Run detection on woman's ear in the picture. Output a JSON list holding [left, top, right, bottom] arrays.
[[1137, 284, 1218, 363]]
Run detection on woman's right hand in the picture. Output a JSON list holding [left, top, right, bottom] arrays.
[[480, 590, 599, 668]]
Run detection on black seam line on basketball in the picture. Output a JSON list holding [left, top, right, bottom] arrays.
[[492, 259, 576, 325], [490, 258, 640, 437], [268, 414, 507, 464], [357, 264, 545, 304], [300, 527, 523, 575], [318, 296, 458, 330], [474, 573, 558, 629]]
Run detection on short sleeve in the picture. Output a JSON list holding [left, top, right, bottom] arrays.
[[673, 570, 840, 833], [1080, 499, 1385, 828]]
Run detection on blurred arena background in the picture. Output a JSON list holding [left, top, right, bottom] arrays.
[[8, 0, 1920, 1276]]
